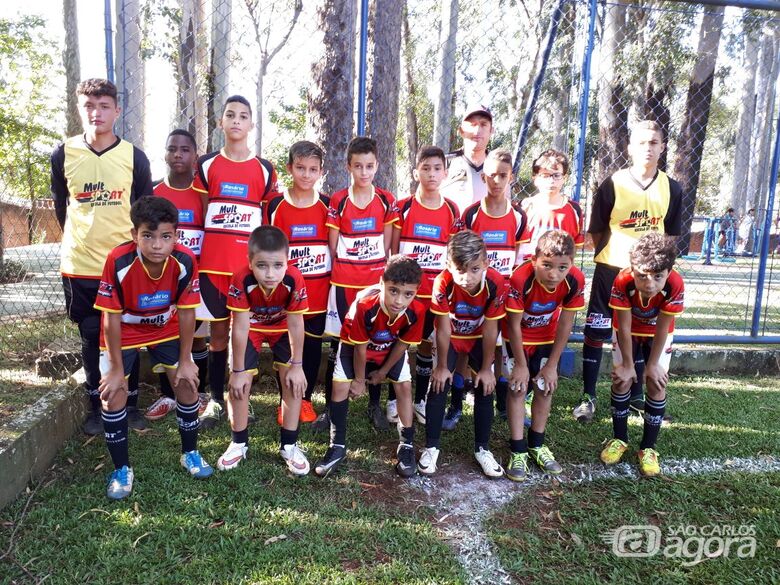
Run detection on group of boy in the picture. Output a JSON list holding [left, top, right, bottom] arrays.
[[53, 78, 685, 501]]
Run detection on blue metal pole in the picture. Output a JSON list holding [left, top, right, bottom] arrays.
[[356, 0, 369, 136], [571, 0, 598, 203], [702, 218, 714, 265], [511, 0, 567, 178], [750, 98, 780, 336], [104, 0, 114, 83]]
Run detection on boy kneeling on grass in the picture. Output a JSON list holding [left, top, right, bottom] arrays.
[[95, 197, 212, 500], [315, 255, 426, 478], [504, 230, 585, 481], [600, 232, 684, 477]]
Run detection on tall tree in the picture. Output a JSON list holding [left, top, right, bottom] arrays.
[[63, 0, 80, 137], [177, 0, 208, 150], [672, 5, 725, 254], [308, 0, 356, 194], [432, 0, 457, 151], [366, 0, 402, 194], [244, 0, 303, 155], [730, 29, 759, 212], [115, 0, 146, 146], [208, 0, 231, 152], [402, 1, 418, 195]]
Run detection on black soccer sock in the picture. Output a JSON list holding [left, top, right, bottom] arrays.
[[414, 353, 433, 403], [611, 389, 631, 443], [450, 372, 465, 412], [368, 384, 381, 405], [232, 427, 249, 445], [473, 383, 494, 451], [280, 427, 299, 449], [425, 384, 448, 448], [208, 349, 227, 403], [399, 425, 415, 446], [510, 438, 528, 454], [528, 429, 545, 449], [102, 407, 129, 469], [79, 315, 101, 412], [640, 396, 666, 450], [329, 398, 349, 447], [302, 335, 323, 402], [159, 373, 175, 399], [126, 359, 140, 409], [192, 348, 209, 394], [495, 376, 509, 413], [176, 399, 200, 453], [582, 339, 603, 399], [630, 358, 645, 402], [324, 340, 338, 408], [387, 384, 396, 402]]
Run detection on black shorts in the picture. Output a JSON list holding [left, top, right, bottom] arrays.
[[502, 342, 553, 379], [198, 273, 230, 321], [434, 341, 486, 375], [99, 339, 180, 376], [244, 331, 292, 373], [333, 342, 411, 383], [62, 276, 100, 324], [584, 263, 620, 342], [304, 312, 326, 338]]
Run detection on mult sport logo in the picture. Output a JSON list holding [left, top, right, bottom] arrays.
[[75, 182, 125, 206], [619, 209, 663, 232], [219, 182, 249, 198], [138, 291, 171, 309]]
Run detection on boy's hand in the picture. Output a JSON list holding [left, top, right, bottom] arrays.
[[285, 365, 307, 399], [99, 368, 128, 403], [173, 358, 199, 393], [229, 371, 253, 401], [509, 363, 530, 394], [643, 363, 668, 392], [349, 378, 367, 398], [475, 368, 496, 395], [612, 364, 637, 392], [367, 369, 387, 385], [431, 365, 453, 393], [537, 363, 559, 395]]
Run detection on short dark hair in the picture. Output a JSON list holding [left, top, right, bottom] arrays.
[[223, 95, 252, 116], [383, 255, 423, 286], [131, 196, 178, 231], [535, 229, 575, 260], [347, 136, 377, 163], [248, 225, 288, 256], [416, 145, 446, 167], [532, 149, 569, 176], [288, 140, 324, 167], [631, 120, 665, 142], [629, 232, 678, 273], [168, 129, 197, 150], [77, 78, 118, 105], [448, 230, 487, 270]]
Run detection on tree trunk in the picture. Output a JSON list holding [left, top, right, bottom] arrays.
[[177, 0, 207, 150], [308, 0, 357, 194], [432, 0, 458, 151], [730, 30, 759, 211], [255, 67, 266, 155], [402, 1, 418, 195], [114, 0, 145, 146], [63, 0, 81, 137], [672, 6, 724, 254], [642, 82, 670, 172], [366, 0, 402, 195], [208, 0, 232, 152]]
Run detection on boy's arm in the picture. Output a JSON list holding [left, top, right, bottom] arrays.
[[475, 318, 498, 394], [612, 309, 636, 392], [50, 145, 68, 229], [537, 309, 576, 395], [507, 312, 529, 392], [350, 343, 368, 397], [368, 341, 409, 385], [390, 224, 400, 255], [131, 147, 154, 201], [431, 313, 453, 392], [645, 313, 673, 391], [383, 222, 394, 257], [328, 227, 339, 259], [173, 307, 199, 393], [285, 312, 307, 398], [98, 312, 128, 402], [228, 311, 253, 400]]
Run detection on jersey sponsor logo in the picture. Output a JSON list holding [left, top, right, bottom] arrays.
[[345, 237, 382, 261], [619, 209, 663, 232], [405, 243, 445, 270], [452, 318, 479, 335], [368, 340, 393, 354], [486, 250, 512, 274], [189, 278, 200, 295], [290, 245, 331, 275], [138, 291, 171, 309], [481, 230, 508, 244], [632, 307, 659, 319], [250, 305, 284, 323], [228, 284, 242, 299], [97, 281, 114, 297], [529, 300, 557, 313], [351, 217, 376, 232], [522, 312, 554, 329], [179, 209, 195, 223], [586, 312, 611, 329], [291, 224, 317, 239], [413, 223, 442, 239], [454, 302, 484, 317], [75, 181, 125, 206], [138, 313, 171, 327], [122, 306, 175, 326], [207, 203, 259, 231], [219, 182, 249, 198], [177, 229, 204, 254], [373, 329, 394, 342]]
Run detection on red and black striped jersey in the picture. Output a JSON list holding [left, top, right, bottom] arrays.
[[153, 179, 205, 257], [461, 200, 528, 278], [430, 267, 506, 340], [609, 267, 685, 336], [505, 261, 585, 345], [518, 196, 584, 259], [94, 241, 200, 349], [265, 191, 331, 314], [341, 287, 425, 364], [227, 264, 308, 334], [395, 194, 460, 298]]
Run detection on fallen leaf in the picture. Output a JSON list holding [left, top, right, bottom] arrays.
[[132, 532, 151, 547], [78, 508, 110, 519], [67, 458, 75, 465], [2, 521, 14, 527], [571, 533, 584, 547], [208, 520, 225, 529], [82, 435, 97, 447], [359, 482, 378, 489], [352, 501, 358, 510], [264, 534, 287, 545], [132, 427, 154, 435], [134, 502, 140, 515], [94, 463, 105, 472], [776, 539, 780, 548], [556, 511, 565, 524]]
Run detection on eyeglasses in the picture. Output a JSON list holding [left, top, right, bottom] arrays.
[[536, 172, 564, 181]]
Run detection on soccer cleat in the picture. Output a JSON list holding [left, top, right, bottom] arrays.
[[126, 407, 147, 431], [475, 447, 504, 478], [505, 451, 530, 482], [441, 407, 462, 431], [106, 465, 134, 500], [180, 450, 214, 479], [386, 399, 399, 423], [367, 402, 389, 431], [145, 396, 177, 421], [638, 448, 661, 477], [528, 445, 562, 475], [629, 398, 645, 416], [395, 444, 417, 478], [413, 400, 426, 424], [280, 443, 310, 476], [600, 438, 629, 465], [217, 441, 248, 471], [417, 447, 440, 476], [573, 395, 596, 423], [311, 410, 330, 433], [314, 445, 346, 478], [198, 399, 224, 430], [198, 392, 209, 416], [83, 410, 103, 436], [299, 400, 317, 423]]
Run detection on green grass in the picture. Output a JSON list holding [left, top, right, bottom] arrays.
[[0, 369, 55, 436], [0, 375, 778, 584], [0, 314, 78, 368]]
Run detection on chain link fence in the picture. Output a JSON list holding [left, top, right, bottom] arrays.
[[1, 0, 779, 380]]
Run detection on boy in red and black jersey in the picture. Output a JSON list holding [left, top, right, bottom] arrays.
[[503, 230, 585, 481], [393, 145, 460, 422], [192, 95, 280, 429], [422, 230, 507, 479], [600, 233, 684, 478], [313, 256, 425, 479], [94, 197, 212, 499], [219, 226, 310, 476], [265, 141, 331, 424]]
